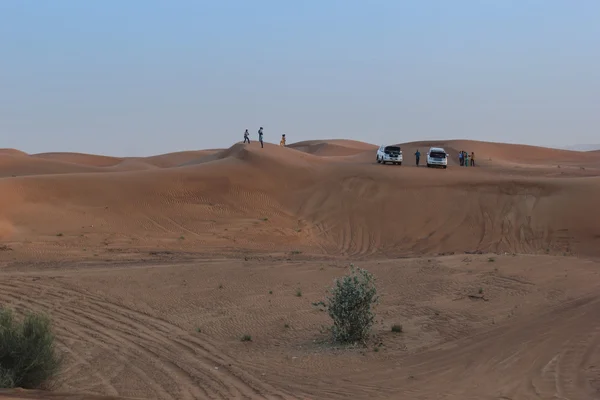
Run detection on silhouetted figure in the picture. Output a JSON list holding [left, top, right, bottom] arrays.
[[259, 128, 264, 148], [415, 149, 421, 166]]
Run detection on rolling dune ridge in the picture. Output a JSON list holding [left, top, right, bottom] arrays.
[[1, 139, 600, 399]]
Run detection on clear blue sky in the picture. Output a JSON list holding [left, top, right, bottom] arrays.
[[1, 0, 599, 156]]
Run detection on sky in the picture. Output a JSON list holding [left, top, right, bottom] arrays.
[[1, 1, 599, 157]]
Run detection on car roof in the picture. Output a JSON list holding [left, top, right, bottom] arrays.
[[429, 147, 445, 152]]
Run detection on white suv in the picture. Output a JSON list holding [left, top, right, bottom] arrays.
[[426, 147, 448, 169], [376, 145, 403, 165]]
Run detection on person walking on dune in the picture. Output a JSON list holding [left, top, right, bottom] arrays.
[[258, 128, 264, 148], [243, 129, 250, 144], [280, 134, 286, 147], [415, 149, 421, 167]]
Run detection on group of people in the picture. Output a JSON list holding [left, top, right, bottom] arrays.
[[459, 151, 475, 167], [243, 128, 286, 148], [412, 149, 476, 167]]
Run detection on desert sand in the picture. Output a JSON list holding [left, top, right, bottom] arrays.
[[1, 139, 600, 400]]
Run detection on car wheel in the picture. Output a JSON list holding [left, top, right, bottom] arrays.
[[398, 162, 402, 166]]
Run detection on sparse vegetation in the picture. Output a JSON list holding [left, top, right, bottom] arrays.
[[313, 265, 379, 344], [196, 327, 201, 333], [488, 257, 495, 262], [241, 334, 252, 342], [291, 250, 302, 255], [284, 323, 290, 329], [391, 324, 403, 333], [269, 290, 273, 295], [295, 288, 302, 297], [0, 308, 61, 389], [56, 233, 63, 237], [261, 217, 269, 222], [179, 235, 185, 240], [478, 287, 484, 294], [218, 284, 224, 289]]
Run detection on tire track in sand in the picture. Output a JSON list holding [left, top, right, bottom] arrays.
[[0, 279, 295, 400]]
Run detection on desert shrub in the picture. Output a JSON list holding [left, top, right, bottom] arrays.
[[391, 324, 403, 333], [240, 334, 252, 342], [0, 308, 61, 389], [314, 265, 379, 344]]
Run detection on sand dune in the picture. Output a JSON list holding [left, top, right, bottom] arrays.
[[2, 139, 600, 399], [289, 139, 377, 157], [32, 152, 124, 167], [0, 148, 29, 156], [397, 140, 600, 169], [2, 139, 600, 259]]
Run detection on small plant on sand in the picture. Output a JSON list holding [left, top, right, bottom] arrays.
[[261, 217, 269, 222], [56, 233, 63, 237], [478, 287, 484, 294], [313, 265, 379, 344], [488, 257, 495, 262], [268, 290, 273, 295], [295, 288, 302, 297], [218, 284, 224, 289], [391, 324, 403, 333], [179, 235, 185, 240], [291, 250, 302, 255], [284, 323, 290, 329], [241, 334, 252, 342], [0, 308, 61, 389]]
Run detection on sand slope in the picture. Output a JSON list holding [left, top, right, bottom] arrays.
[[2, 139, 600, 399], [1, 140, 600, 260]]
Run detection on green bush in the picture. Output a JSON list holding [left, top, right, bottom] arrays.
[[314, 266, 379, 344], [0, 308, 61, 389]]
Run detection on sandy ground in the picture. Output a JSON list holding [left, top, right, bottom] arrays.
[[1, 139, 600, 399]]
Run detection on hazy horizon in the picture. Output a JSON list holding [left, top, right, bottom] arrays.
[[1, 1, 599, 157]]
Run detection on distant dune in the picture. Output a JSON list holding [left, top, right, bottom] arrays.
[[1, 138, 600, 259], [289, 139, 377, 157], [562, 144, 600, 152], [0, 148, 28, 156], [2, 138, 600, 400]]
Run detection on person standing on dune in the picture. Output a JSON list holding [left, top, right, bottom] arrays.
[[415, 149, 421, 166], [471, 152, 475, 167], [459, 151, 464, 166], [280, 134, 286, 146], [258, 128, 264, 148], [243, 129, 250, 144]]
